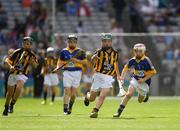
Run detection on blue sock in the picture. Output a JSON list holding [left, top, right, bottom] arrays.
[[64, 104, 68, 113], [118, 104, 125, 112]]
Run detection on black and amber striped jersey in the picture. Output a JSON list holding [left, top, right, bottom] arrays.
[[8, 48, 37, 76], [94, 48, 118, 76], [42, 56, 58, 74]]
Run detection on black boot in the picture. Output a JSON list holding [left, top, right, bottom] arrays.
[[90, 108, 99, 118], [84, 96, 89, 106], [143, 94, 149, 103], [113, 110, 122, 118], [2, 105, 9, 116], [9, 102, 15, 113]]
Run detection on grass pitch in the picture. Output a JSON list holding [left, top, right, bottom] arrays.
[[0, 97, 180, 130]]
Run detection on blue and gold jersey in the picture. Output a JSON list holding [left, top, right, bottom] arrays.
[[124, 55, 157, 86], [60, 47, 86, 71]]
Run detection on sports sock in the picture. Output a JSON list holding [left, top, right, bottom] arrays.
[[92, 108, 99, 113], [10, 101, 15, 107], [51, 93, 55, 102], [118, 104, 125, 112], [64, 104, 68, 113], [4, 105, 9, 110], [44, 92, 47, 101], [69, 100, 74, 110]]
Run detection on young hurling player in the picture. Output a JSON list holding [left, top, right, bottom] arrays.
[[84, 33, 121, 118], [41, 47, 59, 105], [113, 43, 157, 118], [54, 35, 87, 115], [2, 37, 38, 116]]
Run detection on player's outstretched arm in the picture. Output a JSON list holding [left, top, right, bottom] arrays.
[[52, 59, 61, 73], [5, 58, 15, 71], [116, 63, 127, 97], [70, 58, 87, 65], [30, 57, 38, 68], [121, 65, 129, 79], [115, 62, 121, 79], [52, 58, 66, 73], [5, 58, 12, 68]]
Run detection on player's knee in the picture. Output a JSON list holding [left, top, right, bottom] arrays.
[[44, 87, 48, 92], [52, 90, 56, 94], [89, 96, 96, 102], [99, 95, 106, 101], [125, 93, 133, 99], [138, 99, 143, 103], [64, 88, 70, 95], [64, 92, 70, 96], [138, 97, 144, 103], [16, 85, 22, 91], [52, 91, 56, 95], [6, 91, 13, 97], [71, 94, 76, 99], [17, 80, 24, 87]]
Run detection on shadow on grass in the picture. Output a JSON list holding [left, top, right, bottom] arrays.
[[1, 114, 62, 118], [73, 114, 136, 120], [2, 114, 137, 120], [113, 117, 136, 120], [143, 116, 167, 119]]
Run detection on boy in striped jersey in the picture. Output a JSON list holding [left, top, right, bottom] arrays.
[[2, 37, 38, 116], [84, 33, 121, 118], [41, 47, 59, 105]]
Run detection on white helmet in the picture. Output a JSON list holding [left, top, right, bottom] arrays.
[[67, 34, 78, 40], [133, 43, 146, 52], [46, 47, 55, 53]]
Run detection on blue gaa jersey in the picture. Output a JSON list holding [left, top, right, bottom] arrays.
[[60, 47, 86, 71], [124, 55, 157, 86]]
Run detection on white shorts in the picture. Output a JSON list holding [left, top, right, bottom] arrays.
[[129, 77, 149, 96], [8, 74, 28, 86], [44, 73, 59, 86], [82, 74, 93, 83], [91, 72, 114, 92], [63, 71, 82, 88]]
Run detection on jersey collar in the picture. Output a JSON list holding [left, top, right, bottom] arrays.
[[133, 55, 146, 62], [66, 47, 79, 53]]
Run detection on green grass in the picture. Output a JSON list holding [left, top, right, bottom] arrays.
[[0, 97, 180, 130]]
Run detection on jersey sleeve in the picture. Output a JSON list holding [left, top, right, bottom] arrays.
[[115, 51, 118, 62], [8, 49, 20, 62], [30, 51, 38, 64], [60, 50, 66, 61], [145, 57, 155, 70], [94, 48, 101, 56], [144, 57, 157, 75], [126, 58, 134, 69]]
